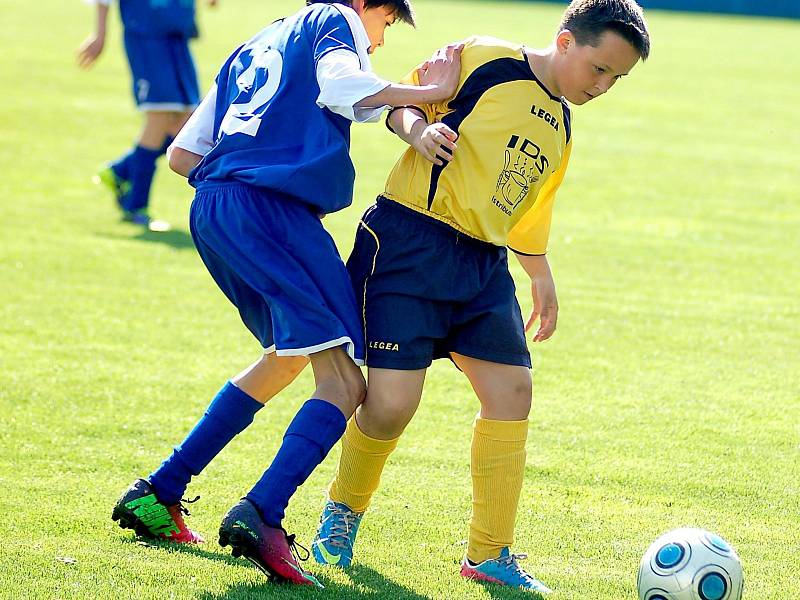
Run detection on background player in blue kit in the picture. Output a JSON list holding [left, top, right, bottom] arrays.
[[111, 0, 462, 586], [78, 0, 217, 230]]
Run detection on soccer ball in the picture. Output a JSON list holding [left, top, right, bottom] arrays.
[[637, 528, 744, 600]]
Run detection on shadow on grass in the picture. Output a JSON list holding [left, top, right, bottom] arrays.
[[470, 579, 551, 600], [97, 227, 195, 250], [121, 538, 545, 599], [121, 539, 433, 599]]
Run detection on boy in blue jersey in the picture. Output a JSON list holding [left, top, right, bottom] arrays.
[[111, 0, 462, 586], [312, 0, 650, 593], [78, 0, 217, 230]]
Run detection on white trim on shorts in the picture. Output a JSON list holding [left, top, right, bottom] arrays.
[[265, 336, 364, 366]]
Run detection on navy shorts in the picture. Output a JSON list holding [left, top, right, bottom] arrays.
[[123, 31, 199, 111], [348, 197, 531, 370], [190, 182, 365, 364]]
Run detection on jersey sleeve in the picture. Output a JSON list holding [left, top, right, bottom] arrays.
[[316, 49, 390, 122], [168, 84, 218, 158], [506, 142, 571, 255], [307, 5, 361, 68]]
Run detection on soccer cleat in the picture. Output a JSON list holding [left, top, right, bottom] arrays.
[[460, 547, 552, 594], [219, 499, 323, 587], [93, 165, 131, 211], [311, 500, 363, 568], [111, 478, 205, 544]]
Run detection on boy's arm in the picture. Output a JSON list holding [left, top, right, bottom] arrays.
[[387, 107, 458, 167], [77, 0, 110, 69], [355, 44, 463, 108], [168, 85, 218, 177], [316, 44, 462, 124], [515, 253, 558, 342]]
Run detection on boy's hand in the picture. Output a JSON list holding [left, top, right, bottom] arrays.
[[413, 123, 458, 166], [77, 34, 105, 69], [525, 274, 558, 342], [417, 43, 463, 102]]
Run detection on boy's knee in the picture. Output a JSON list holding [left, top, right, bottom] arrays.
[[271, 354, 309, 378], [370, 397, 415, 432]]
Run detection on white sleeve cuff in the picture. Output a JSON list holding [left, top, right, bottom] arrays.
[[168, 84, 217, 159], [316, 49, 390, 122]]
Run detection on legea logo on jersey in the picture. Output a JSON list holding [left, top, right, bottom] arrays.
[[369, 341, 400, 352], [491, 135, 550, 215]]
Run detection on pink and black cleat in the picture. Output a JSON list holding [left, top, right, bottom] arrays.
[[219, 499, 322, 587]]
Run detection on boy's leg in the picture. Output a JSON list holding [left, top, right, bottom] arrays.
[[101, 111, 176, 223], [112, 353, 307, 543], [120, 111, 177, 215], [147, 353, 308, 504], [244, 346, 365, 526], [329, 367, 426, 509], [313, 367, 425, 567], [453, 353, 550, 594], [220, 346, 364, 585]]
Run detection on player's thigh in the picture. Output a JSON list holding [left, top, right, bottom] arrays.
[[356, 367, 427, 439], [452, 353, 532, 421]]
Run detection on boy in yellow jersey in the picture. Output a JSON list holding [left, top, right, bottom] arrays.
[[312, 0, 650, 592]]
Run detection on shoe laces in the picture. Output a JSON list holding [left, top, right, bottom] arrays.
[[496, 552, 536, 583], [286, 533, 311, 563], [177, 495, 200, 517], [323, 505, 360, 549]]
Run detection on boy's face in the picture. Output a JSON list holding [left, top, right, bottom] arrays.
[[353, 3, 397, 54], [553, 29, 641, 105]]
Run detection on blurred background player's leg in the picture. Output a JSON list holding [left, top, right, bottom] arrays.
[[101, 110, 191, 227]]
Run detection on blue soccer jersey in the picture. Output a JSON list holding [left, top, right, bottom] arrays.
[[98, 0, 197, 38], [188, 4, 369, 213]]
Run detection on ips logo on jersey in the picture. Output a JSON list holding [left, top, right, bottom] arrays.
[[491, 135, 550, 215]]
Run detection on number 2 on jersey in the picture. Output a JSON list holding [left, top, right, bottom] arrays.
[[220, 42, 283, 138]]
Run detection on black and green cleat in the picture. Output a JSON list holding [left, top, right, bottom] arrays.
[[112, 479, 204, 544]]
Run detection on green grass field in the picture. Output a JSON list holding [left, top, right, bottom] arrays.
[[1, 0, 798, 597]]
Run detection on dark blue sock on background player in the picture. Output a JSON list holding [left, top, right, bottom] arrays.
[[246, 399, 346, 527], [123, 145, 162, 213], [149, 382, 263, 505]]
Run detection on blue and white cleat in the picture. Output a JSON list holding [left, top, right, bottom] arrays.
[[311, 500, 363, 568], [460, 547, 552, 595]]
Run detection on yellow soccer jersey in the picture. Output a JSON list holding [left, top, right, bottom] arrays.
[[383, 36, 572, 255]]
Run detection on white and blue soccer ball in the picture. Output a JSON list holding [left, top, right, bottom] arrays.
[[637, 528, 744, 600]]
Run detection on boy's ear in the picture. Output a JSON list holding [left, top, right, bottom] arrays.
[[555, 30, 574, 55], [351, 0, 365, 15]]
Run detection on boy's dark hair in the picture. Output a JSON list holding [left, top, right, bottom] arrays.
[[306, 0, 415, 27], [560, 0, 650, 60]]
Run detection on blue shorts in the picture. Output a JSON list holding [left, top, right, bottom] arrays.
[[348, 197, 531, 370], [123, 31, 199, 111], [189, 182, 365, 364]]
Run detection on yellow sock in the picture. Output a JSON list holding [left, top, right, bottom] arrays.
[[328, 417, 399, 513], [467, 417, 528, 564]]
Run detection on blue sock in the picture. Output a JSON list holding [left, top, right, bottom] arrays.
[[110, 149, 135, 182], [122, 145, 162, 213], [159, 135, 174, 155], [246, 399, 346, 528], [149, 382, 263, 505]]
